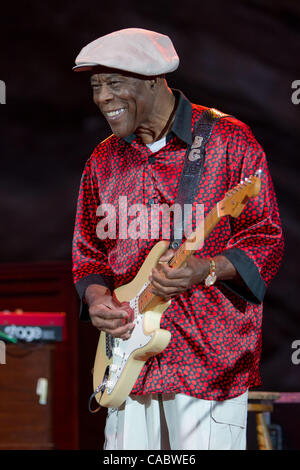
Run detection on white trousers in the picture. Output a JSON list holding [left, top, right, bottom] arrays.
[[104, 390, 248, 450]]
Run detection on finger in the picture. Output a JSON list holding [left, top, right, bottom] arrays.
[[159, 263, 192, 279], [91, 315, 125, 331], [150, 285, 178, 300], [92, 310, 134, 330], [104, 321, 135, 339], [119, 301, 135, 323], [119, 324, 136, 341], [89, 304, 129, 320], [150, 279, 185, 298], [151, 269, 189, 289]]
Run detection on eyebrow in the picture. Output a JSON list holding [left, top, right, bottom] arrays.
[[90, 74, 123, 85]]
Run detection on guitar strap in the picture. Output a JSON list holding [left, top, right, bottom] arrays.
[[169, 107, 230, 249]]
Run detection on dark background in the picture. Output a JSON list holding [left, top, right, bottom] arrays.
[[0, 0, 299, 449]]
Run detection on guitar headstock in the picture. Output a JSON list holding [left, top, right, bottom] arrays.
[[218, 171, 262, 218]]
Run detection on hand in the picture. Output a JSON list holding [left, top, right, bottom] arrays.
[[86, 285, 135, 340], [149, 249, 210, 300]]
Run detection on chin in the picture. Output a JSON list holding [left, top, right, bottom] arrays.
[[111, 126, 132, 139]]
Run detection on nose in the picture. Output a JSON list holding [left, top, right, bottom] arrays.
[[94, 84, 114, 107]]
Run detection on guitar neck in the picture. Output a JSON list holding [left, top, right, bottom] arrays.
[[138, 203, 221, 313]]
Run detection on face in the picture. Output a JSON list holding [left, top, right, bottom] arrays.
[[90, 72, 155, 138]]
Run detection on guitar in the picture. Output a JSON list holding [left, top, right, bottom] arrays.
[[91, 171, 262, 409]]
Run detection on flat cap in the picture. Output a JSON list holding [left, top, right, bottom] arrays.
[[73, 28, 179, 76]]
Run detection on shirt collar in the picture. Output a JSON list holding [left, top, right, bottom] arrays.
[[123, 89, 193, 146]]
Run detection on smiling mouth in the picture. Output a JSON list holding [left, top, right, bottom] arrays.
[[105, 108, 126, 120]]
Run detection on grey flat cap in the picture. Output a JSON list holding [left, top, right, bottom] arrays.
[[73, 28, 179, 76]]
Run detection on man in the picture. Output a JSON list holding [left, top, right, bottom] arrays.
[[72, 28, 284, 450]]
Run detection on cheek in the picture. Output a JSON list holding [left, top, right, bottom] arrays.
[[129, 94, 152, 123]]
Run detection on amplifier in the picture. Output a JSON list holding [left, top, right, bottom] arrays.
[[0, 311, 66, 343]]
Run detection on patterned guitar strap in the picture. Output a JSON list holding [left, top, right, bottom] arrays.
[[169, 107, 230, 249]]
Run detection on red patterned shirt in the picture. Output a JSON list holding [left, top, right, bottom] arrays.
[[72, 90, 284, 400]]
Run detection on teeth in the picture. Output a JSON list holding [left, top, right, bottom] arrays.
[[106, 108, 125, 117]]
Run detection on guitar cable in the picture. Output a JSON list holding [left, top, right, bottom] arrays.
[[88, 379, 107, 414]]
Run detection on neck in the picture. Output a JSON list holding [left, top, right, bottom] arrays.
[[136, 87, 176, 145]]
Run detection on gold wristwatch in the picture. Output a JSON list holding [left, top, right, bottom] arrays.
[[204, 258, 217, 287]]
